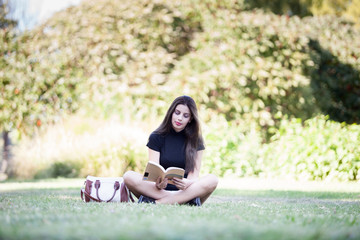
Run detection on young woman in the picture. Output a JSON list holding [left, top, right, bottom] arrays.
[[123, 96, 218, 206]]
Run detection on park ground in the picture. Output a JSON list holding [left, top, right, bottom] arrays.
[[1, 177, 359, 240]]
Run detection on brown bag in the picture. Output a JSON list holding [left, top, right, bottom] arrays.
[[81, 176, 134, 203]]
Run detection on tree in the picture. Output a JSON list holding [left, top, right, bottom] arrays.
[[0, 1, 82, 179], [0, 0, 17, 180]]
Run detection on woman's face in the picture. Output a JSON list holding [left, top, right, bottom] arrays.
[[171, 104, 191, 132]]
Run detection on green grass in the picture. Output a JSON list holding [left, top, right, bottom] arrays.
[[0, 178, 360, 240]]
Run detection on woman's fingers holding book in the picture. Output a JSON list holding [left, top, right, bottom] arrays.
[[172, 178, 186, 190], [156, 177, 168, 189], [155, 177, 162, 189], [173, 178, 194, 190], [162, 178, 168, 188]]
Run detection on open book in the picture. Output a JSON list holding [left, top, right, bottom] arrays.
[[142, 161, 185, 185]]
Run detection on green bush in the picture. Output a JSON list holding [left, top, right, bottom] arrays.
[[299, 15, 360, 124], [202, 116, 264, 177], [23, 0, 203, 122], [3, 0, 359, 136], [3, 0, 360, 180], [171, 7, 360, 131], [11, 117, 148, 179], [34, 161, 80, 179], [245, 0, 360, 27], [170, 9, 319, 134], [11, 114, 360, 182], [0, 27, 82, 133], [206, 115, 360, 181], [261, 116, 360, 181]]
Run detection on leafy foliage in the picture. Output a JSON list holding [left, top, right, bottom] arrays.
[[170, 10, 318, 132], [2, 0, 360, 180], [26, 0, 202, 122], [11, 117, 148, 179], [245, 0, 360, 27], [202, 118, 263, 177], [2, 0, 360, 133], [0, 0, 201, 133], [308, 38, 360, 123], [169, 7, 360, 133], [203, 116, 360, 181], [262, 116, 360, 181], [0, 29, 81, 133], [0, 3, 16, 29]]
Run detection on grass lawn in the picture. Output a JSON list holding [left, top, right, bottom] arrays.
[[0, 178, 359, 240]]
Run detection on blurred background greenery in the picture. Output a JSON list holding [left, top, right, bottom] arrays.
[[1, 0, 359, 181]]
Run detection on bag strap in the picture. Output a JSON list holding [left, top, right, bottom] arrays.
[[80, 178, 135, 203], [129, 191, 135, 202], [81, 187, 136, 203], [81, 188, 103, 202], [94, 180, 120, 202]]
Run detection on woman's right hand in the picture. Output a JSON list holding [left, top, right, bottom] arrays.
[[155, 177, 168, 190]]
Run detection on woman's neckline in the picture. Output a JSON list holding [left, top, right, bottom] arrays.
[[171, 127, 185, 134]]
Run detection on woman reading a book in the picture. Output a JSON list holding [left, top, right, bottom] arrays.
[[123, 95, 218, 206]]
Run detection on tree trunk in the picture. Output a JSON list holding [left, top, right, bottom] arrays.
[[0, 131, 11, 180]]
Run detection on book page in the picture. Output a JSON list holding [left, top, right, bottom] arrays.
[[143, 162, 185, 185], [164, 167, 185, 180], [143, 162, 165, 182]]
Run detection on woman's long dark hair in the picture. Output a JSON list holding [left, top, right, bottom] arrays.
[[154, 96, 204, 173]]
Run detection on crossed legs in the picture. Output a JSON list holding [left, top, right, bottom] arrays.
[[123, 171, 218, 205]]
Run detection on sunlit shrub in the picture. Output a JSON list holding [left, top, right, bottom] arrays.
[[3, 0, 359, 136], [262, 116, 360, 181], [35, 161, 81, 179], [201, 116, 264, 177], [202, 114, 360, 181], [3, 0, 360, 180], [170, 10, 318, 133], [244, 0, 360, 27], [11, 116, 149, 179]]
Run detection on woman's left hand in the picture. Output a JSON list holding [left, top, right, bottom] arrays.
[[171, 178, 194, 190]]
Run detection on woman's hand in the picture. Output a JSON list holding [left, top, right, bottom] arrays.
[[155, 177, 168, 190], [171, 178, 194, 190]]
